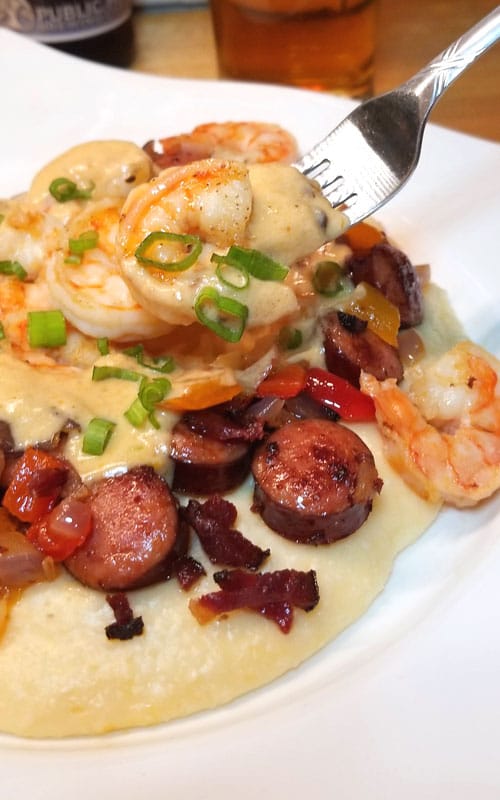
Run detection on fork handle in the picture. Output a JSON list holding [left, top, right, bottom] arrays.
[[405, 6, 500, 119]]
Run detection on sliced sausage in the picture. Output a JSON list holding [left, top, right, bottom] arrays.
[[346, 242, 423, 328], [170, 421, 253, 495], [64, 466, 179, 591], [322, 310, 403, 387], [252, 418, 382, 544]]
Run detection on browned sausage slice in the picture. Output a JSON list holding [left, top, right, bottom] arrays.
[[252, 419, 382, 544], [322, 310, 403, 387], [346, 242, 423, 328], [64, 466, 178, 591], [171, 421, 253, 495]]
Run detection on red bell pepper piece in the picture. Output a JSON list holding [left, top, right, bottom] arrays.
[[305, 367, 376, 422], [26, 496, 92, 561], [2, 447, 68, 523]]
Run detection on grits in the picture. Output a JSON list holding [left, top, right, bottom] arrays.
[[0, 126, 496, 739]]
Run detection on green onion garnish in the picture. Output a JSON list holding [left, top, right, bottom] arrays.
[[82, 418, 116, 455], [278, 326, 303, 350], [0, 214, 5, 225], [211, 246, 288, 282], [68, 229, 99, 255], [0, 260, 27, 280], [135, 231, 202, 272], [212, 256, 249, 290], [27, 310, 67, 348], [194, 286, 248, 343], [122, 343, 175, 373], [138, 377, 171, 411], [312, 261, 346, 296], [97, 337, 109, 355], [92, 365, 142, 382], [0, 322, 5, 340], [49, 177, 95, 203], [124, 397, 149, 428], [124, 377, 171, 429]]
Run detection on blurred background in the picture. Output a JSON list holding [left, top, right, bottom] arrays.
[[1, 0, 498, 139]]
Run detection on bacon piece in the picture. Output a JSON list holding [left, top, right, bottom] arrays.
[[189, 568, 319, 633], [105, 592, 144, 641], [183, 496, 270, 570], [174, 555, 206, 591]]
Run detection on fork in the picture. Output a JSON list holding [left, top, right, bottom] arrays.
[[295, 6, 500, 228]]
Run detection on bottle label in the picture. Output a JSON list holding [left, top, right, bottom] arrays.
[[0, 0, 132, 42]]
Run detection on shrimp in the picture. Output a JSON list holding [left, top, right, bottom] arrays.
[[143, 121, 298, 170], [118, 158, 345, 332], [0, 195, 64, 281], [117, 158, 299, 329], [45, 198, 172, 341], [29, 140, 153, 204], [360, 341, 500, 507]]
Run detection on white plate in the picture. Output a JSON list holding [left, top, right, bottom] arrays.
[[2, 29, 500, 800]]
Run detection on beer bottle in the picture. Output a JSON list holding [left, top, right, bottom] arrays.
[[0, 0, 135, 67]]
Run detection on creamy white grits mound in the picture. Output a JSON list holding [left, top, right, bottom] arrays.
[[0, 431, 439, 738]]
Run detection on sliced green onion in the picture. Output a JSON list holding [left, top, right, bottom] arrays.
[[312, 261, 346, 296], [92, 365, 142, 382], [124, 397, 149, 428], [135, 231, 202, 272], [0, 322, 5, 340], [82, 418, 116, 455], [0, 214, 5, 225], [97, 337, 109, 355], [138, 377, 171, 411], [212, 246, 288, 282], [27, 310, 67, 348], [68, 229, 99, 255], [124, 378, 171, 429], [64, 254, 82, 265], [49, 177, 95, 203], [278, 326, 303, 350], [194, 286, 248, 343], [122, 343, 175, 373], [211, 254, 249, 290], [0, 260, 27, 280]]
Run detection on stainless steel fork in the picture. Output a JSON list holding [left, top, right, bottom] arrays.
[[295, 6, 500, 228]]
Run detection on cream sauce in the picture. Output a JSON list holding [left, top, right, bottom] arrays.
[[28, 140, 153, 204], [0, 348, 176, 483], [246, 163, 347, 264]]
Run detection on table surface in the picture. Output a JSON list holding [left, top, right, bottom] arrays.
[[131, 0, 500, 143]]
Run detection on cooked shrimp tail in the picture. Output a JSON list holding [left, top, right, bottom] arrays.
[[361, 341, 500, 507]]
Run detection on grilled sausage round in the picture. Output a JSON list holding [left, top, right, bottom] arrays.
[[322, 310, 403, 387], [346, 242, 423, 328], [64, 466, 179, 591], [252, 418, 382, 544], [171, 421, 253, 495]]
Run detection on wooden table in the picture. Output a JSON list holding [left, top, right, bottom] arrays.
[[131, 0, 500, 142]]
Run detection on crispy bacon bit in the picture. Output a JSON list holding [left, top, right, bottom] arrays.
[[183, 409, 265, 442], [105, 592, 144, 641], [183, 496, 270, 570], [189, 568, 319, 633], [174, 555, 206, 590]]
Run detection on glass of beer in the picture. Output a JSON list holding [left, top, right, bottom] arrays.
[[209, 0, 378, 97]]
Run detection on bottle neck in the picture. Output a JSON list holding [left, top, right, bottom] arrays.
[[2, 0, 132, 44]]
